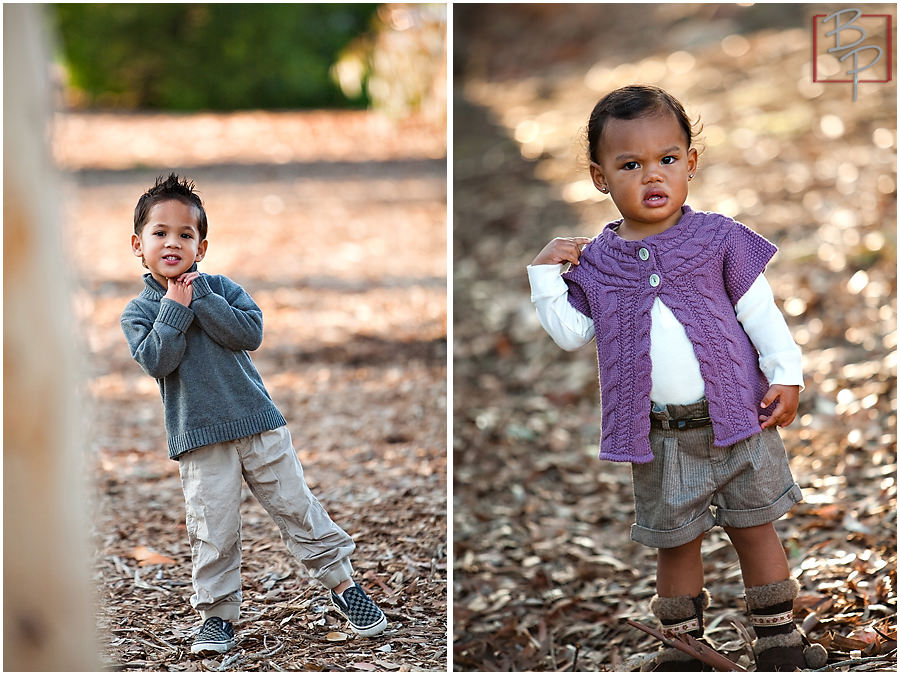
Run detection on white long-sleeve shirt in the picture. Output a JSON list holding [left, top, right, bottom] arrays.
[[527, 263, 803, 405]]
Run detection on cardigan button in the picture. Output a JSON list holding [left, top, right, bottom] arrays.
[[649, 273, 661, 287], [638, 247, 650, 261]]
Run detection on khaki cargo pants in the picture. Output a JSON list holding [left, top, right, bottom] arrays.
[[177, 425, 355, 621]]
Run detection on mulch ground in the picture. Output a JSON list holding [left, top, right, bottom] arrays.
[[55, 109, 447, 671]]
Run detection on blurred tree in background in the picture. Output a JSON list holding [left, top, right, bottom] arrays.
[[52, 3, 378, 110], [333, 4, 446, 122]]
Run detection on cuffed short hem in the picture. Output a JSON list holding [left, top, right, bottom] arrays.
[[199, 601, 241, 622], [631, 510, 716, 549], [716, 483, 803, 529], [314, 557, 355, 590]]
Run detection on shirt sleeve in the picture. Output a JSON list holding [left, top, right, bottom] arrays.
[[121, 299, 194, 379], [723, 222, 777, 305], [735, 274, 804, 389], [527, 264, 595, 351], [189, 275, 264, 352]]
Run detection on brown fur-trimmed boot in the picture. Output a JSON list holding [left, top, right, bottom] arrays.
[[745, 578, 828, 671], [641, 589, 713, 672]]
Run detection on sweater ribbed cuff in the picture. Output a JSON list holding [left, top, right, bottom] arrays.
[[189, 274, 213, 299], [156, 299, 194, 332]]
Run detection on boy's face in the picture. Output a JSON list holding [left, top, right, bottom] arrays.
[[132, 199, 207, 287], [590, 112, 698, 235]]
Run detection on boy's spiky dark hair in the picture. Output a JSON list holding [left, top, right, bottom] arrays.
[[133, 173, 208, 239]]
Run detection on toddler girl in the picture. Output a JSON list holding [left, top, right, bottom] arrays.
[[527, 85, 826, 671]]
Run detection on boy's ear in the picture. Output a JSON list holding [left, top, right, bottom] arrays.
[[589, 162, 608, 194], [195, 239, 208, 262], [131, 234, 143, 258]]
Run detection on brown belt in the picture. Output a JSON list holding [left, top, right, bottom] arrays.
[[649, 416, 712, 431]]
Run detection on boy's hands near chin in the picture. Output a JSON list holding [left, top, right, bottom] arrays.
[[177, 271, 201, 286], [164, 275, 195, 307], [759, 384, 800, 429]]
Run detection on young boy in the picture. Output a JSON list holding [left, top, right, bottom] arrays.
[[121, 174, 387, 655]]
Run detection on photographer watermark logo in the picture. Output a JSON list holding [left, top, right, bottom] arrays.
[[813, 9, 893, 100]]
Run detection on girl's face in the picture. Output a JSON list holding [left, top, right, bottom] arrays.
[[589, 112, 698, 238]]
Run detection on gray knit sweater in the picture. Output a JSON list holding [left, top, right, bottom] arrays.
[[121, 269, 286, 459]]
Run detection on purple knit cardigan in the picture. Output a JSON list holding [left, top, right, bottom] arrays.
[[562, 205, 779, 463]]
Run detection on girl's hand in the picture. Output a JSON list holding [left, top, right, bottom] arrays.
[[532, 237, 593, 266], [164, 276, 194, 307], [759, 384, 800, 428]]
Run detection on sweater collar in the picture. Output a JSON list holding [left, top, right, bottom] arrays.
[[601, 204, 694, 250], [140, 263, 199, 300]]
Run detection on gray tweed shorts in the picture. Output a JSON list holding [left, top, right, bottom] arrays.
[[630, 399, 803, 549]]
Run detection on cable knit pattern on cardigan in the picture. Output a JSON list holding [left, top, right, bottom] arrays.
[[562, 205, 778, 463]]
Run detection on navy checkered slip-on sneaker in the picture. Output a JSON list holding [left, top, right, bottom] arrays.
[[190, 616, 236, 655], [331, 582, 388, 637]]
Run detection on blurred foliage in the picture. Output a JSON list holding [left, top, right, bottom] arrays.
[[333, 3, 446, 122], [51, 4, 378, 110]]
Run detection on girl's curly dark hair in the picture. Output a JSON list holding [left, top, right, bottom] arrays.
[[586, 85, 701, 164]]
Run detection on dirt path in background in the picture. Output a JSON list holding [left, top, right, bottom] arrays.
[[56, 110, 447, 671]]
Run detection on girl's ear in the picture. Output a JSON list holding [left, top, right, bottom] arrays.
[[589, 162, 609, 194], [687, 147, 699, 178]]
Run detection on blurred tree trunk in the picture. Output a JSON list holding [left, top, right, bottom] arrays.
[[3, 4, 97, 670]]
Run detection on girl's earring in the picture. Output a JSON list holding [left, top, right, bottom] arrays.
[[688, 173, 694, 180], [600, 185, 609, 193]]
